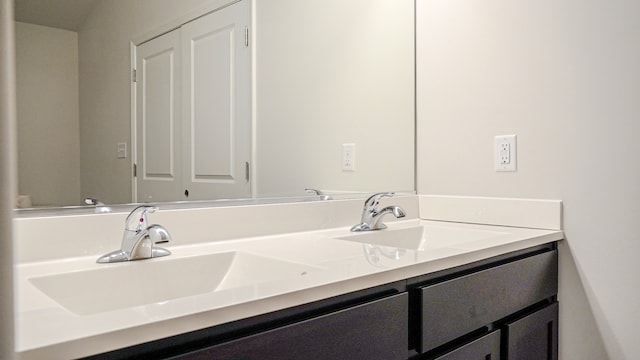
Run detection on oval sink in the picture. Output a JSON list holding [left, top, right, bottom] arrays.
[[29, 252, 322, 315], [335, 225, 508, 250]]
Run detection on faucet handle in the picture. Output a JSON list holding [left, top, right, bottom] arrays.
[[125, 205, 158, 232], [364, 192, 395, 210]]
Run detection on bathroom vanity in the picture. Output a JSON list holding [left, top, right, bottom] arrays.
[[81, 243, 557, 359], [14, 196, 563, 359]]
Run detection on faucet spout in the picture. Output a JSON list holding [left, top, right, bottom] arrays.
[[369, 206, 406, 229], [124, 224, 171, 260]]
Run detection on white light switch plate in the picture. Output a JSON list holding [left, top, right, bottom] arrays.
[[117, 142, 127, 159], [342, 143, 355, 171]]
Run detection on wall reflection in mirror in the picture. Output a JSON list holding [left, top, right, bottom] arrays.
[[14, 0, 415, 210]]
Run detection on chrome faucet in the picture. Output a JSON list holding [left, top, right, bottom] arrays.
[[305, 188, 332, 200], [351, 192, 406, 232], [97, 205, 171, 263]]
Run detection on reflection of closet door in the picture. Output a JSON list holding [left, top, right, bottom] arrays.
[[181, 0, 251, 200], [135, 29, 182, 202]]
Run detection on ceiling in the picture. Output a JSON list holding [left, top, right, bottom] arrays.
[[14, 0, 99, 31]]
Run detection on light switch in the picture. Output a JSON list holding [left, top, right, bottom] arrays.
[[342, 143, 355, 171], [117, 142, 127, 159]]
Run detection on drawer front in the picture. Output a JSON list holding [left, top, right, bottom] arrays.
[[175, 292, 408, 360], [419, 250, 557, 353], [434, 330, 501, 360]]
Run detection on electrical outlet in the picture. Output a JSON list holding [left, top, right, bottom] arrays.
[[495, 135, 516, 171], [499, 143, 510, 164], [342, 143, 355, 171]]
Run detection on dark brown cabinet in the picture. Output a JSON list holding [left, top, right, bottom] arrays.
[[173, 293, 408, 360], [412, 248, 558, 360], [424, 302, 559, 360], [432, 330, 501, 360], [84, 244, 558, 360], [504, 302, 559, 360]]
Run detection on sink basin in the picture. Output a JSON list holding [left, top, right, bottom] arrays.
[[335, 225, 508, 250], [335, 226, 427, 250], [29, 252, 322, 315]]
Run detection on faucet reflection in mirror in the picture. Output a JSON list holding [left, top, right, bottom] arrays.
[[97, 206, 171, 264], [351, 193, 406, 232], [84, 197, 111, 214], [304, 188, 332, 201]]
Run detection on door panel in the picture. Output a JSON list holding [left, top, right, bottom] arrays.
[[181, 0, 251, 200], [505, 302, 559, 360], [434, 330, 501, 360], [135, 29, 182, 202]]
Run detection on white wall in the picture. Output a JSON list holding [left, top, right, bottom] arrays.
[[416, 0, 640, 358], [254, 0, 415, 196], [15, 22, 81, 207]]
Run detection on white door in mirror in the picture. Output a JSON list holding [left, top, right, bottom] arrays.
[[134, 0, 251, 202]]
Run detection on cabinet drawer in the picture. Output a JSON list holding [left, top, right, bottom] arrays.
[[418, 250, 557, 353], [174, 292, 408, 360], [434, 330, 501, 360]]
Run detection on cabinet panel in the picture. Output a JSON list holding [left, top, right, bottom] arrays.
[[505, 302, 559, 360], [433, 330, 501, 360], [173, 293, 408, 360], [419, 250, 557, 353]]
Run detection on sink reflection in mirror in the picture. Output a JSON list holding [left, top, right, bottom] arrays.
[[28, 252, 323, 315], [335, 224, 509, 250]]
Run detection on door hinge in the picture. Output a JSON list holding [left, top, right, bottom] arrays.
[[244, 26, 249, 47], [133, 163, 137, 177], [245, 161, 250, 182], [132, 69, 137, 82]]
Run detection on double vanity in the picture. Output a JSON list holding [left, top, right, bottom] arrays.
[[14, 195, 563, 359]]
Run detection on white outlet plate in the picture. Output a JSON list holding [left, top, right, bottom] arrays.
[[342, 143, 355, 171], [495, 135, 516, 172]]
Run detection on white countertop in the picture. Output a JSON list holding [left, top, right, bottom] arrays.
[[15, 219, 563, 359]]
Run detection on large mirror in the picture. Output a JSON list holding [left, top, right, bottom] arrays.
[[14, 0, 415, 210]]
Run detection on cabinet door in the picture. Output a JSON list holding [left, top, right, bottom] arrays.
[[172, 293, 408, 360], [504, 302, 559, 360], [181, 0, 251, 200], [434, 330, 501, 360]]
